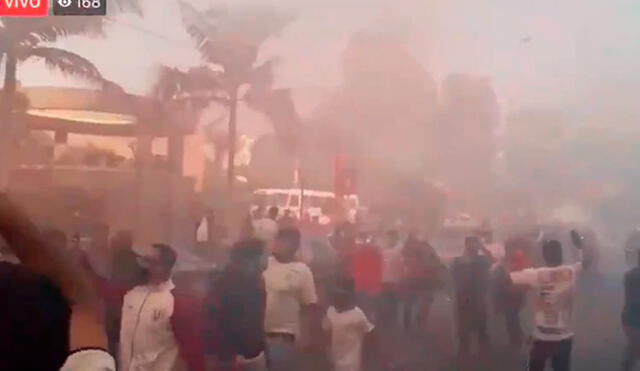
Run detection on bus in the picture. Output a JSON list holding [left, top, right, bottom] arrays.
[[251, 188, 361, 223]]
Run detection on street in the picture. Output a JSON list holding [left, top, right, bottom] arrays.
[[301, 249, 629, 371]]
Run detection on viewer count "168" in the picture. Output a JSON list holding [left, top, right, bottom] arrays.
[[0, 0, 106, 17]]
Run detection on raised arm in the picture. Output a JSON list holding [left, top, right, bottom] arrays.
[[509, 267, 537, 287], [480, 243, 497, 263], [0, 194, 107, 352]]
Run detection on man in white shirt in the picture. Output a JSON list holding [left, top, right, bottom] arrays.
[[510, 238, 584, 371], [263, 227, 319, 371], [119, 244, 184, 371], [254, 206, 279, 242]]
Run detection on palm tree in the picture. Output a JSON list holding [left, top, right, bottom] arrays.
[[0, 18, 105, 187], [0, 2, 142, 187], [244, 87, 300, 155], [176, 1, 289, 189], [0, 1, 145, 101], [0, 17, 130, 107]]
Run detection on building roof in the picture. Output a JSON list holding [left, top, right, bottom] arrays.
[[16, 87, 197, 137]]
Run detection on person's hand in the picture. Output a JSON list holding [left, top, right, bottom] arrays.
[[0, 194, 107, 352], [0, 194, 55, 274]]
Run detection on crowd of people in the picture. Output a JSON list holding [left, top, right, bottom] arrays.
[[4, 196, 640, 371]]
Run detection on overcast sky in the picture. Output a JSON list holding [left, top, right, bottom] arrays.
[[15, 0, 640, 124]]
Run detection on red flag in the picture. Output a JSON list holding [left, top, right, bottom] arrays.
[[335, 155, 357, 197]]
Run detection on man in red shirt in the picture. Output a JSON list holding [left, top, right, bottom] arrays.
[[350, 239, 383, 321], [399, 239, 445, 332]]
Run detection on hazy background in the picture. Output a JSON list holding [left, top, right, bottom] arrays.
[[13, 0, 640, 123], [9, 0, 640, 239], [6, 5, 638, 369]]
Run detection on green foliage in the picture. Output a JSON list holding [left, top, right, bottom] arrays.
[[18, 46, 104, 85], [177, 1, 288, 92], [153, 2, 295, 189]]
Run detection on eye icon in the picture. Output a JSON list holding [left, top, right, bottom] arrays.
[[58, 0, 72, 7]]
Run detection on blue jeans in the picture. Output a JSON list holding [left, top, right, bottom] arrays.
[[266, 337, 298, 371]]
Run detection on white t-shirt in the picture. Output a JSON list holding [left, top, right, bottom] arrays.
[[381, 244, 404, 284], [511, 263, 582, 341], [323, 306, 374, 371], [263, 256, 318, 335], [253, 218, 279, 242], [59, 349, 116, 371]]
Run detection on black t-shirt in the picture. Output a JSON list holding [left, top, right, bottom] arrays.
[[209, 268, 266, 361], [0, 262, 71, 371], [491, 263, 526, 311], [451, 255, 492, 310]]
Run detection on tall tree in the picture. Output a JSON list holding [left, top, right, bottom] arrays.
[[150, 65, 218, 175], [177, 1, 288, 189], [0, 2, 143, 187], [309, 31, 439, 210], [500, 109, 571, 217], [244, 87, 300, 155], [0, 18, 107, 188], [437, 74, 499, 208]]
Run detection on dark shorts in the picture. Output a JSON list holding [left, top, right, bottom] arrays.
[[527, 338, 573, 371]]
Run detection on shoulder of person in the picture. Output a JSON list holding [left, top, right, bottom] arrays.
[[490, 262, 507, 275], [519, 266, 540, 273], [353, 306, 368, 318], [260, 218, 277, 227], [626, 268, 640, 284], [125, 285, 145, 296], [291, 261, 313, 274], [264, 256, 279, 269], [326, 306, 337, 317], [628, 267, 640, 277], [265, 258, 311, 273], [59, 349, 116, 371]]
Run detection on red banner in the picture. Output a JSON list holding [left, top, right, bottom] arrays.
[[334, 155, 357, 197]]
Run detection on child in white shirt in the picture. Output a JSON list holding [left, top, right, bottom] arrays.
[[323, 279, 375, 371]]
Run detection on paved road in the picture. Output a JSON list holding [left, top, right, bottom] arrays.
[[301, 253, 630, 371]]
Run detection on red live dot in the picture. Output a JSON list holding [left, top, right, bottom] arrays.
[[0, 0, 49, 17]]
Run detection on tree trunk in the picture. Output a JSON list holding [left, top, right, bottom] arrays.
[[0, 51, 17, 189], [4, 52, 17, 95], [133, 135, 153, 243], [166, 134, 184, 243], [226, 85, 239, 190], [167, 134, 184, 175]]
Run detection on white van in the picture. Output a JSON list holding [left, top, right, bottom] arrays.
[[251, 188, 361, 223]]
